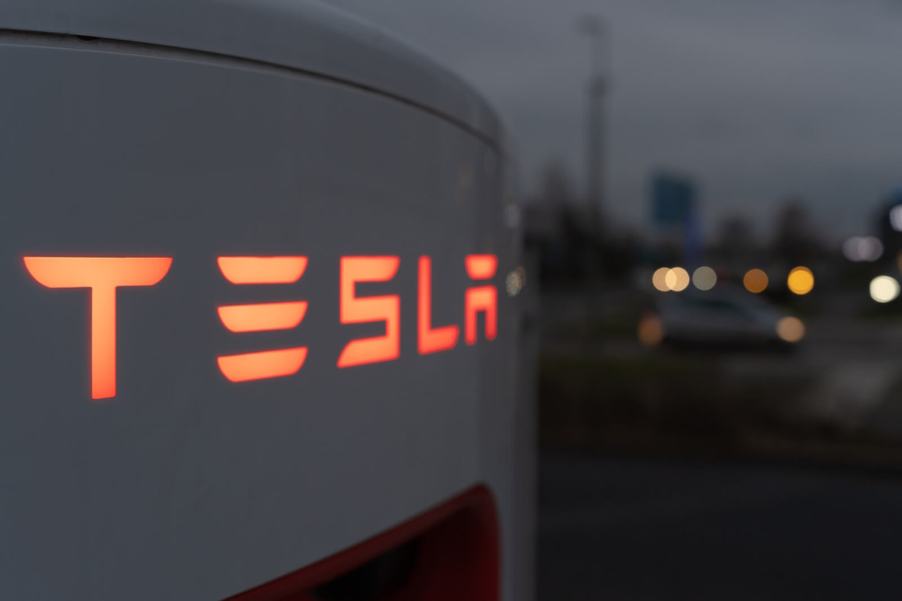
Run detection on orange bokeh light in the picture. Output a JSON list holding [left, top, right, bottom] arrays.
[[743, 268, 769, 294], [23, 256, 173, 400], [776, 316, 806, 343], [337, 257, 401, 368], [637, 314, 664, 347], [787, 266, 815, 296], [465, 254, 498, 345], [418, 256, 459, 354], [217, 256, 307, 284]]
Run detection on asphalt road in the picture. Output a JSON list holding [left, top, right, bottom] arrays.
[[538, 451, 902, 601]]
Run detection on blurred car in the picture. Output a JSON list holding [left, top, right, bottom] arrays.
[[640, 286, 805, 349]]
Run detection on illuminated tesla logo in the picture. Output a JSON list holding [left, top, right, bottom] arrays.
[[22, 253, 499, 400], [216, 256, 310, 383], [23, 257, 173, 400]]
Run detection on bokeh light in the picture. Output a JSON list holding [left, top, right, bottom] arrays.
[[652, 267, 670, 292], [842, 236, 883, 262], [743, 268, 769, 294], [776, 316, 805, 343], [505, 266, 526, 297], [637, 314, 664, 347], [786, 266, 815, 296], [890, 205, 902, 232], [870, 275, 900, 303], [665, 267, 690, 292], [692, 266, 717, 291]]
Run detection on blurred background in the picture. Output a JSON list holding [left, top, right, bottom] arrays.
[[331, 1, 902, 598]]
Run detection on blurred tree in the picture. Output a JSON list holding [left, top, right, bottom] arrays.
[[527, 160, 626, 285], [525, 161, 586, 285], [600, 229, 640, 281], [772, 198, 819, 264], [715, 214, 756, 265], [558, 205, 594, 282], [537, 161, 576, 206]]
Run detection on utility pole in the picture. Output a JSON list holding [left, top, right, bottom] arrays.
[[578, 15, 608, 234], [576, 16, 609, 330]]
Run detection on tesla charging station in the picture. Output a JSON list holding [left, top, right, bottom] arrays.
[[0, 1, 533, 599]]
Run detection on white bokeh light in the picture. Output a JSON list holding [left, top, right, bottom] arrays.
[[870, 275, 900, 303], [890, 206, 902, 232], [842, 236, 883, 262], [691, 266, 717, 291]]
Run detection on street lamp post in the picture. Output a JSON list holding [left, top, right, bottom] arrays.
[[578, 15, 608, 233]]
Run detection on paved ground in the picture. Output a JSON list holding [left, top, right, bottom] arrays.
[[538, 451, 902, 601]]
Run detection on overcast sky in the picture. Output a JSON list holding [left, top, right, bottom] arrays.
[[326, 0, 902, 243]]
